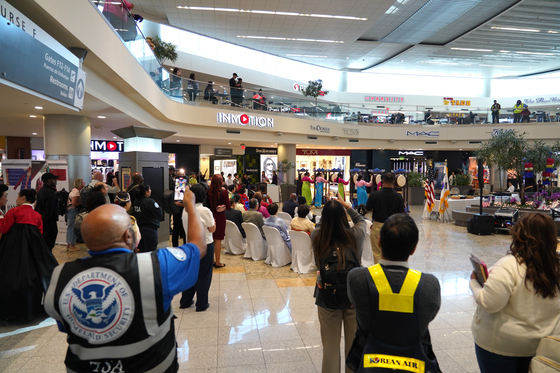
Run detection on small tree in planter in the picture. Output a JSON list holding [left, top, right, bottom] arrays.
[[407, 172, 425, 205], [150, 35, 178, 64], [455, 173, 472, 194], [276, 159, 296, 201], [301, 80, 329, 116]]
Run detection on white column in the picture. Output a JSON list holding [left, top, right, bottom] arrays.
[[277, 144, 296, 184]]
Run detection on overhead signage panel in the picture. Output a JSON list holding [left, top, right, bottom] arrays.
[[0, 20, 86, 109], [90, 140, 124, 152], [443, 97, 471, 106], [217, 112, 274, 128], [365, 96, 404, 102], [406, 131, 439, 137]]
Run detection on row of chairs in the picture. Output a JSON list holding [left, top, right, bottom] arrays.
[[223, 217, 375, 273]]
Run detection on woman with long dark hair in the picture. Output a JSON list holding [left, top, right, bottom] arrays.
[[208, 174, 230, 267], [471, 213, 560, 373], [311, 196, 367, 373]]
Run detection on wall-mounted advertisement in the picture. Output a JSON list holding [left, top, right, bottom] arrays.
[[221, 160, 237, 177], [260, 155, 277, 182]]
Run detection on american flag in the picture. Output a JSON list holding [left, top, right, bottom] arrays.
[[482, 197, 490, 208], [439, 166, 450, 221], [423, 167, 435, 218]]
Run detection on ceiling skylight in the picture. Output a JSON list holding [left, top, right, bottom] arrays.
[[176, 6, 367, 20]]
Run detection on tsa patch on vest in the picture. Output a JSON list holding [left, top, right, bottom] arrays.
[[364, 354, 425, 373], [154, 202, 160, 209], [166, 247, 187, 261], [59, 267, 135, 344]]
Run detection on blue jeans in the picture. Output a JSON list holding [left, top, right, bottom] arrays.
[[475, 344, 532, 373], [66, 207, 78, 245]]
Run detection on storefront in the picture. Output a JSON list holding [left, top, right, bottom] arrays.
[[90, 140, 123, 181], [296, 148, 351, 195]]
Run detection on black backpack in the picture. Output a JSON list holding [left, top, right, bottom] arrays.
[[56, 188, 70, 216], [80, 185, 93, 207], [318, 247, 361, 309]]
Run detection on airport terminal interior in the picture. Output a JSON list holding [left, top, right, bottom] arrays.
[[1, 0, 560, 372]]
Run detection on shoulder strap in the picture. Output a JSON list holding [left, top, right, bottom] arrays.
[[368, 264, 421, 313]]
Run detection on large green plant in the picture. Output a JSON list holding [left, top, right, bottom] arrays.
[[301, 80, 329, 116], [476, 129, 528, 201], [150, 35, 178, 64], [455, 173, 471, 186], [407, 172, 424, 187]]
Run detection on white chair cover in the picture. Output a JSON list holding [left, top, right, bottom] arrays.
[[263, 226, 292, 267], [277, 212, 293, 227], [224, 220, 246, 255], [361, 229, 374, 267], [289, 230, 317, 274], [242, 222, 267, 261]]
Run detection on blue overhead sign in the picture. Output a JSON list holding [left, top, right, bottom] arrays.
[[0, 13, 86, 109]]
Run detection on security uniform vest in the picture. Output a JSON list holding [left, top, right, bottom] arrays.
[[514, 104, 524, 114], [356, 264, 439, 373], [491, 103, 501, 113], [45, 250, 177, 373]]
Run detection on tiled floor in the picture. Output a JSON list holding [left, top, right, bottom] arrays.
[[0, 206, 515, 372]]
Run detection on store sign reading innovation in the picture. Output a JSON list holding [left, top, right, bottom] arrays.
[[90, 140, 124, 152], [217, 113, 274, 128]]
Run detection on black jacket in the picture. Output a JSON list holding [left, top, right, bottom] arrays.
[[282, 199, 298, 218], [36, 184, 58, 224], [225, 208, 245, 238], [133, 197, 163, 229]]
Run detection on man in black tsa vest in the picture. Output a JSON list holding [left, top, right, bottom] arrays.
[[347, 214, 442, 373], [44, 186, 207, 373]]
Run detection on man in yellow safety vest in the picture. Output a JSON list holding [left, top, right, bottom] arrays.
[[513, 99, 526, 123], [347, 214, 442, 372]]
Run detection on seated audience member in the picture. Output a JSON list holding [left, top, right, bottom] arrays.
[[282, 193, 298, 218], [227, 184, 236, 199], [295, 196, 314, 221], [347, 213, 441, 373], [264, 203, 292, 251], [226, 197, 245, 238], [290, 204, 314, 235], [237, 186, 249, 207], [243, 198, 265, 238], [470, 213, 560, 373], [253, 192, 270, 218], [248, 185, 257, 199], [231, 193, 246, 213], [506, 182, 515, 193]]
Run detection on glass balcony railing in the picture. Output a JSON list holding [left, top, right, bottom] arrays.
[[90, 1, 558, 126]]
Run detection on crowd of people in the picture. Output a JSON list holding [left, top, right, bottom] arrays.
[[0, 169, 558, 373]]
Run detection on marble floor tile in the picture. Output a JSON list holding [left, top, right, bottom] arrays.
[[216, 342, 265, 367], [444, 346, 481, 372], [301, 277, 317, 286], [257, 324, 301, 342], [177, 344, 218, 370], [431, 328, 474, 350], [261, 339, 311, 364], [217, 365, 267, 373], [0, 357, 32, 373], [177, 328, 219, 347], [252, 297, 289, 312], [265, 360, 317, 373], [18, 355, 68, 373], [215, 267, 246, 275], [274, 278, 306, 287], [218, 326, 262, 345], [247, 279, 279, 290], [254, 308, 293, 327]]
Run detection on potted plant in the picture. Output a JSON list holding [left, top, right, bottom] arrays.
[[407, 172, 425, 205], [150, 35, 178, 64], [455, 173, 472, 194], [301, 80, 329, 116], [276, 159, 296, 200]]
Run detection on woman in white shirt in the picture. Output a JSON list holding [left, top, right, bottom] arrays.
[[66, 178, 85, 251], [470, 213, 560, 373], [180, 184, 216, 312]]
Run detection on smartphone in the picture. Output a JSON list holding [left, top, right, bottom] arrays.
[[174, 177, 187, 201]]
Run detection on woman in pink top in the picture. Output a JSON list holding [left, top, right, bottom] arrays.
[[355, 174, 373, 206], [335, 172, 349, 201]]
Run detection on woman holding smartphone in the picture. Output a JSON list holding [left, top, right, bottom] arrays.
[[470, 213, 560, 373]]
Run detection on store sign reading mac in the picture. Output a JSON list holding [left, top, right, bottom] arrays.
[[217, 113, 274, 128], [399, 151, 424, 156], [406, 131, 439, 137]]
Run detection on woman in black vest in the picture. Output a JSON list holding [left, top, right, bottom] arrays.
[[312, 197, 366, 373], [133, 183, 162, 252]]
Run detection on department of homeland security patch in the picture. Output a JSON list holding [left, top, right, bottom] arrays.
[[60, 267, 135, 344], [166, 247, 187, 261]]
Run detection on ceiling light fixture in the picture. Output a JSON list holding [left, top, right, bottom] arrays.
[[548, 31, 559, 34], [516, 51, 554, 56], [97, 115, 106, 119], [177, 6, 367, 20], [34, 106, 43, 110], [450, 47, 493, 52], [113, 137, 117, 139], [238, 36, 344, 43], [491, 26, 540, 32], [32, 132, 37, 135], [176, 140, 180, 142], [29, 115, 37, 118]]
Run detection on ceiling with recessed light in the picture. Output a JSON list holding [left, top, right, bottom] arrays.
[[133, 0, 560, 78]]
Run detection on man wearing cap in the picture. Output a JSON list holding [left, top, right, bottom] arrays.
[[36, 172, 60, 250]]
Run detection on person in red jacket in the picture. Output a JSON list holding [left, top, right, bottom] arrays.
[[0, 189, 58, 323]]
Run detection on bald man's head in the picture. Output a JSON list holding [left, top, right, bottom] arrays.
[[92, 172, 103, 182], [82, 204, 134, 251]]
